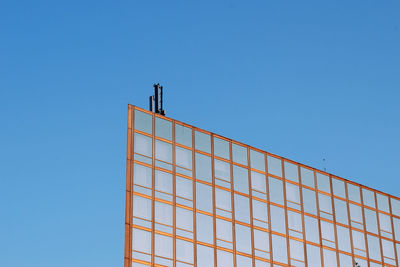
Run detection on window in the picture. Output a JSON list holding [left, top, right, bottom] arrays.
[[155, 140, 172, 164], [217, 250, 234, 267], [306, 244, 321, 267], [216, 218, 233, 248], [288, 210, 303, 239], [284, 161, 299, 183], [235, 224, 252, 254], [195, 153, 212, 182], [352, 230, 366, 257], [176, 176, 193, 206], [251, 171, 267, 199], [332, 178, 346, 198], [349, 203, 363, 229], [132, 228, 152, 262], [321, 221, 335, 248], [176, 207, 193, 235], [290, 239, 304, 265], [272, 234, 288, 263], [362, 188, 375, 208], [382, 239, 396, 265], [134, 133, 152, 161], [175, 123, 192, 147], [155, 117, 172, 140], [269, 177, 284, 205], [334, 198, 349, 225], [267, 155, 282, 177], [214, 159, 231, 187], [195, 131, 211, 153], [197, 245, 214, 267], [133, 164, 152, 195], [254, 229, 270, 259], [318, 193, 333, 220], [347, 183, 361, 203], [302, 188, 317, 215], [304, 215, 320, 243], [213, 137, 229, 159], [233, 165, 249, 194], [234, 194, 250, 223], [135, 110, 152, 134], [377, 193, 390, 212], [176, 146, 192, 175], [391, 197, 400, 216], [286, 182, 301, 210], [379, 212, 393, 238], [232, 143, 248, 165], [301, 167, 315, 188], [196, 213, 214, 244], [215, 188, 232, 218], [323, 248, 337, 267], [252, 199, 269, 229], [367, 234, 381, 261], [176, 239, 194, 264], [250, 150, 265, 172], [133, 195, 152, 226], [336, 225, 351, 252], [196, 182, 213, 213], [364, 208, 378, 234], [155, 170, 173, 201], [270, 205, 286, 234], [155, 233, 173, 258], [155, 201, 173, 228], [316, 173, 330, 193]]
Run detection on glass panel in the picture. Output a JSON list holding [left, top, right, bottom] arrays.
[[196, 213, 214, 244], [236, 255, 252, 267], [302, 188, 317, 215], [334, 198, 349, 225], [176, 239, 194, 264], [286, 182, 300, 204], [234, 194, 250, 223], [364, 208, 378, 234], [339, 253, 352, 267], [321, 221, 335, 247], [135, 110, 152, 134], [134, 164, 152, 188], [217, 250, 234, 267], [270, 205, 286, 234], [252, 199, 269, 224], [300, 167, 315, 188], [349, 203, 363, 228], [306, 244, 321, 267], [362, 188, 375, 208], [197, 245, 214, 267], [323, 249, 337, 267], [214, 158, 230, 183], [214, 137, 229, 159], [176, 207, 193, 232], [216, 218, 233, 242], [332, 178, 346, 198], [316, 173, 330, 193], [133, 195, 152, 220], [254, 229, 269, 252], [155, 117, 172, 140], [336, 225, 351, 252], [176, 176, 193, 200], [267, 155, 282, 177], [233, 165, 249, 194], [155, 140, 172, 163], [394, 218, 400, 241], [290, 239, 304, 261], [269, 177, 284, 205], [304, 215, 320, 243], [175, 124, 192, 147], [352, 230, 366, 256], [232, 143, 248, 165], [155, 170, 173, 195], [288, 210, 302, 233], [318, 193, 333, 216], [155, 233, 173, 258], [155, 201, 173, 226], [382, 239, 395, 263], [176, 146, 192, 170], [251, 171, 267, 193], [377, 193, 390, 212], [397, 244, 400, 266], [391, 197, 400, 216], [379, 212, 392, 234], [250, 150, 265, 172], [195, 153, 212, 183], [132, 228, 152, 253], [272, 234, 288, 263], [347, 183, 361, 203], [196, 182, 213, 213], [235, 224, 252, 254], [284, 161, 299, 183], [195, 131, 211, 153], [215, 188, 232, 211], [134, 133, 152, 157], [367, 234, 381, 261]]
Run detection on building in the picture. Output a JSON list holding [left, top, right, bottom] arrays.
[[124, 104, 400, 267]]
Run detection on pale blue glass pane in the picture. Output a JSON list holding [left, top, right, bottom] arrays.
[[339, 253, 352, 267], [155, 140, 172, 163], [176, 146, 192, 170], [362, 188, 375, 208], [196, 213, 214, 244], [367, 234, 381, 261], [215, 188, 231, 211], [288, 210, 302, 233], [155, 201, 173, 226], [269, 177, 284, 205], [155, 234, 173, 258], [364, 208, 378, 234], [155, 170, 173, 194], [290, 239, 304, 261], [318, 193, 332, 214], [334, 198, 349, 225], [252, 199, 269, 223], [377, 193, 390, 212], [236, 224, 252, 254], [254, 229, 269, 252], [391, 197, 400, 216], [195, 131, 211, 153], [302, 188, 317, 215], [397, 244, 400, 266], [350, 203, 363, 224], [176, 176, 193, 200], [347, 183, 361, 203], [250, 150, 265, 172], [214, 137, 230, 159], [272, 234, 288, 263], [234, 194, 250, 223], [352, 230, 366, 252], [323, 248, 337, 267], [337, 225, 351, 253], [232, 143, 248, 165], [216, 218, 233, 242], [197, 245, 214, 267], [321, 221, 335, 245], [251, 171, 267, 193], [134, 133, 152, 157], [134, 164, 152, 188], [175, 124, 192, 147], [301, 167, 315, 188], [382, 239, 395, 262], [217, 250, 234, 267], [195, 153, 212, 182], [236, 255, 253, 267], [306, 244, 321, 267], [304, 215, 320, 243], [284, 161, 298, 183], [155, 117, 172, 140], [135, 110, 152, 134], [176, 239, 194, 264], [176, 207, 193, 232], [286, 182, 300, 204], [133, 195, 152, 220], [233, 165, 249, 194], [267, 155, 282, 177], [196, 182, 213, 212], [270, 205, 286, 234], [316, 173, 330, 193], [394, 218, 400, 241], [132, 228, 152, 254], [379, 212, 392, 233], [332, 178, 346, 198], [214, 159, 231, 182]]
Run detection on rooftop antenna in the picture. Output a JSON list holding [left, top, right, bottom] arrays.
[[149, 83, 166, 116], [323, 158, 326, 172]]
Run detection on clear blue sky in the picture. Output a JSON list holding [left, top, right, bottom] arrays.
[[0, 1, 399, 266]]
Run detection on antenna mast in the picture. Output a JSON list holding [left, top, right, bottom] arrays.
[[149, 83, 166, 116]]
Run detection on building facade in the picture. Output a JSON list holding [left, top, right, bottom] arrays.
[[125, 105, 400, 267]]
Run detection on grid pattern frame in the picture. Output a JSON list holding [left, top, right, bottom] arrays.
[[125, 105, 400, 267]]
